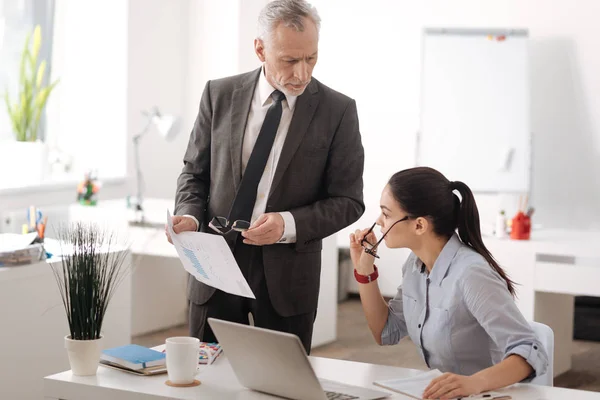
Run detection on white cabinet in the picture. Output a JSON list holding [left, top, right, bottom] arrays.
[[0, 254, 131, 400]]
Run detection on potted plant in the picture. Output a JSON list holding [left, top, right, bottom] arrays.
[[2, 24, 59, 185], [50, 223, 129, 376]]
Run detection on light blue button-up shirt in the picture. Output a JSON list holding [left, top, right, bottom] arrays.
[[381, 234, 548, 379]]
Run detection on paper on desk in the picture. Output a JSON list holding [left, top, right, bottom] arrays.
[[167, 210, 255, 299], [374, 369, 507, 399], [374, 369, 443, 399], [42, 238, 74, 257], [0, 233, 38, 253]]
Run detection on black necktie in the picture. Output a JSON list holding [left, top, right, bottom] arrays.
[[228, 90, 286, 224]]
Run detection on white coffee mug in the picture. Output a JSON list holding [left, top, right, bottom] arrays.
[[166, 336, 200, 384]]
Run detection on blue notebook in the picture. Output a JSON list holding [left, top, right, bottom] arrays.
[[101, 344, 166, 370]]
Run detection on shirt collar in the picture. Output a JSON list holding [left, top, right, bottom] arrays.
[[258, 65, 298, 111], [413, 233, 462, 286]]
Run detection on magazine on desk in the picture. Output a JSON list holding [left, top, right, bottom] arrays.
[[198, 342, 223, 365]]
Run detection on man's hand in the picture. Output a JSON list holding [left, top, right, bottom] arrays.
[[423, 372, 485, 399], [241, 213, 285, 246], [165, 215, 197, 244]]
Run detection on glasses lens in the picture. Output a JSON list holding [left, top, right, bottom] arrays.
[[209, 216, 230, 234], [215, 216, 228, 228], [232, 220, 251, 232]]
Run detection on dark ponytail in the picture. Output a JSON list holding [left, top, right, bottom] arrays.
[[388, 167, 516, 296], [450, 181, 516, 296]]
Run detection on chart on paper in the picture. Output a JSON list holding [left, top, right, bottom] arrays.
[[181, 247, 209, 279], [166, 210, 255, 299]]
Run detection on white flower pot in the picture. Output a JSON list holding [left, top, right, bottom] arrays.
[[0, 140, 48, 188], [64, 335, 104, 376]]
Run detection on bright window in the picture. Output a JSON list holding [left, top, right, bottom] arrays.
[[0, 0, 128, 189]]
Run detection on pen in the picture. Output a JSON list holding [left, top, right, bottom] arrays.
[[461, 395, 511, 400], [28, 206, 36, 231]]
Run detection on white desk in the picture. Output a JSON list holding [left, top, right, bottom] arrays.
[[0, 251, 132, 400], [339, 228, 600, 377], [68, 198, 339, 347], [484, 230, 600, 376], [44, 355, 600, 400]]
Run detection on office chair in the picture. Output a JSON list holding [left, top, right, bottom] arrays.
[[529, 321, 554, 386]]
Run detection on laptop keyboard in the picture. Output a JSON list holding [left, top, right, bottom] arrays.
[[325, 391, 359, 400]]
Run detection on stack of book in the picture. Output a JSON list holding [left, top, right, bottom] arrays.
[[100, 344, 167, 375]]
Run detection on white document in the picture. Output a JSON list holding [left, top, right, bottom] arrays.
[[0, 232, 38, 253], [374, 369, 443, 399], [167, 210, 255, 299], [374, 369, 507, 399]]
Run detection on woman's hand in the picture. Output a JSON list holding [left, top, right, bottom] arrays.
[[423, 372, 485, 399], [349, 228, 377, 274]]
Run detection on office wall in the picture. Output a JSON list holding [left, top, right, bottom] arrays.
[[311, 0, 600, 231], [185, 0, 266, 153], [140, 0, 267, 200], [127, 0, 190, 203], [3, 0, 599, 232]]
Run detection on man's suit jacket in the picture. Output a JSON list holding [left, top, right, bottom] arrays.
[[175, 68, 364, 317]]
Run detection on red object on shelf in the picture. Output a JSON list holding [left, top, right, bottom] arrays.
[[510, 211, 531, 240]]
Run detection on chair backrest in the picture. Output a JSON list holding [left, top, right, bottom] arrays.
[[529, 321, 554, 386]]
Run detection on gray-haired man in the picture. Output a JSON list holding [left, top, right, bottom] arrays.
[[168, 0, 364, 352]]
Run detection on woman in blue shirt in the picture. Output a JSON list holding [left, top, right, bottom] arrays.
[[350, 167, 548, 399]]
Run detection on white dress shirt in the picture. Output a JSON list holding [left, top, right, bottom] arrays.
[[186, 67, 297, 243]]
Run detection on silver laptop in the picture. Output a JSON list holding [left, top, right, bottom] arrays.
[[208, 318, 390, 400]]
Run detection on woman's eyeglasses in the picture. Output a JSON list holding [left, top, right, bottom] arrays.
[[208, 216, 251, 235], [360, 216, 411, 259]]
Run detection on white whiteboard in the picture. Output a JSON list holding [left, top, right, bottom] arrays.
[[418, 28, 530, 193]]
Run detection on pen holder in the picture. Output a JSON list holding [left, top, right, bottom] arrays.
[[510, 212, 531, 240]]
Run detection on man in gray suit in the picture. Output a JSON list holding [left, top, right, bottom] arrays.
[[168, 0, 364, 352]]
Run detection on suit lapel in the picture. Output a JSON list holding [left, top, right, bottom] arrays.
[[230, 69, 261, 191], [269, 80, 320, 198]]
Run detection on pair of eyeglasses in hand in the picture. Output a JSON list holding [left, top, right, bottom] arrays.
[[360, 216, 411, 259], [209, 216, 250, 235], [360, 222, 381, 258]]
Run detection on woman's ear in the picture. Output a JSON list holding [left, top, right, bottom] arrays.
[[414, 217, 429, 236]]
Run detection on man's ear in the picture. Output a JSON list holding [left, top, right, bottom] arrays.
[[414, 217, 429, 236], [255, 38, 266, 62]]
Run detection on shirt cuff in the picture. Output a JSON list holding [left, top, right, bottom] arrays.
[[277, 212, 296, 244], [182, 214, 200, 232], [380, 308, 406, 346], [380, 325, 397, 346], [505, 341, 548, 382]]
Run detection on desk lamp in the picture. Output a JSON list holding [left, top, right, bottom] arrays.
[[129, 107, 180, 226]]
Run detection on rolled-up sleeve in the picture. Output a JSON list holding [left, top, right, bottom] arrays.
[[381, 288, 409, 345], [459, 264, 549, 381], [381, 255, 415, 345]]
